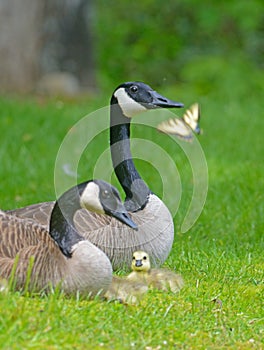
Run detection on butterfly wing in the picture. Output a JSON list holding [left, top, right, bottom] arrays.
[[182, 103, 201, 134], [157, 117, 193, 142]]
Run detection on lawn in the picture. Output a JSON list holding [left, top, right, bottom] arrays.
[[0, 75, 263, 349]]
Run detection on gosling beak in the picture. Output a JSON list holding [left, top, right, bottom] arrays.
[[135, 259, 143, 267], [148, 90, 184, 109], [112, 211, 138, 230]]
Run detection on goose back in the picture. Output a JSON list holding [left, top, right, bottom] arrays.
[[7, 202, 54, 227], [0, 211, 112, 295]]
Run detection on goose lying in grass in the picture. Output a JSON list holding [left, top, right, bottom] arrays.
[[0, 180, 137, 295], [7, 82, 184, 270], [127, 250, 184, 293]]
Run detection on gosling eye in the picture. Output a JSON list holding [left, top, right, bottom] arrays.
[[101, 189, 110, 199], [143, 256, 147, 260], [130, 85, 138, 93], [132, 256, 136, 260]]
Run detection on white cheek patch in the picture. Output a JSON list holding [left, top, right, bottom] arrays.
[[80, 182, 104, 214], [114, 88, 147, 118]]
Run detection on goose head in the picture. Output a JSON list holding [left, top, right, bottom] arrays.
[[111, 81, 184, 118], [50, 180, 137, 258], [109, 81, 184, 212], [131, 251, 151, 272], [79, 179, 138, 229]]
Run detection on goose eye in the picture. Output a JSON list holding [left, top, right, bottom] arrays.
[[132, 256, 136, 260], [130, 85, 138, 93], [102, 189, 110, 199], [143, 256, 147, 260]]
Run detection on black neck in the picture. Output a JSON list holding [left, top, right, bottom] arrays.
[[49, 186, 84, 258], [110, 99, 151, 212]]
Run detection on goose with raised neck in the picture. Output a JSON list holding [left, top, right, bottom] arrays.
[[6, 82, 184, 270]]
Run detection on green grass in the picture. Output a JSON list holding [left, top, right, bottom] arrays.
[[0, 76, 264, 349]]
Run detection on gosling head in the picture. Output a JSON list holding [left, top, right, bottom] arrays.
[[131, 251, 151, 272], [111, 81, 184, 118]]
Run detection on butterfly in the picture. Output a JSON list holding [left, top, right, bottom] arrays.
[[157, 103, 201, 142]]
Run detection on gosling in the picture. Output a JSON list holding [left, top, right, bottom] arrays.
[[127, 251, 184, 293]]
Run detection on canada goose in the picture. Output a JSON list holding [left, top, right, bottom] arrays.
[[7, 82, 184, 270], [127, 250, 184, 293], [0, 180, 137, 295]]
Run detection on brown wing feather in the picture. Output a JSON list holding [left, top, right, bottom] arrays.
[[0, 244, 60, 291], [0, 212, 50, 257], [6, 202, 54, 228], [0, 212, 62, 291]]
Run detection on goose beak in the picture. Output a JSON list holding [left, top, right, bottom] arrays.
[[149, 90, 184, 109], [112, 211, 138, 230]]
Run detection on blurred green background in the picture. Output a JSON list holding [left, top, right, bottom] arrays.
[[93, 0, 264, 91], [1, 0, 263, 95]]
